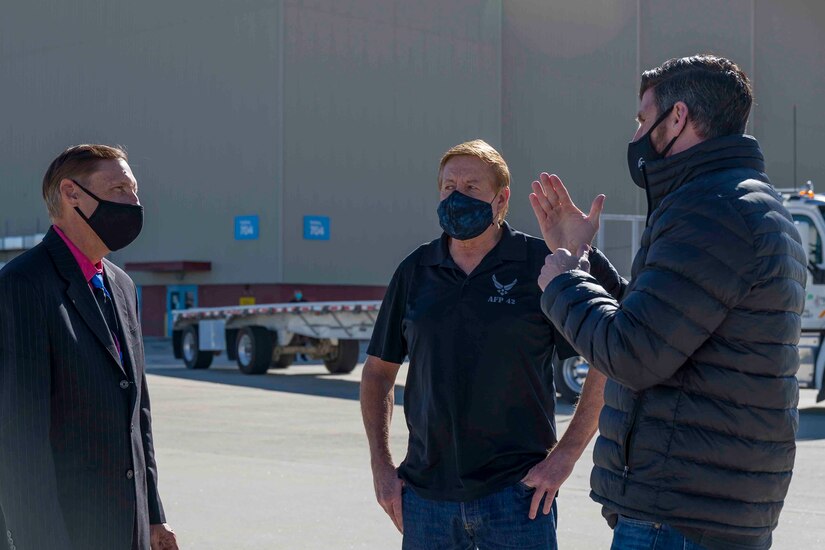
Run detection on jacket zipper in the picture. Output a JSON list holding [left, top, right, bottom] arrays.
[[621, 393, 644, 495], [621, 163, 650, 494], [618, 161, 650, 494], [640, 159, 653, 227]]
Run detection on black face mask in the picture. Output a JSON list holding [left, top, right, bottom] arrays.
[[626, 105, 683, 189], [72, 180, 144, 251]]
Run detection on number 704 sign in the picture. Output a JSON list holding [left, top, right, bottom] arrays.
[[235, 216, 259, 240], [304, 216, 330, 241]]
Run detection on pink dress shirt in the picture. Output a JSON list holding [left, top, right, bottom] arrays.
[[53, 225, 122, 359], [53, 225, 104, 286]]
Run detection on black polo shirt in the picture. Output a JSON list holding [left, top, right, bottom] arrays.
[[367, 222, 576, 502]]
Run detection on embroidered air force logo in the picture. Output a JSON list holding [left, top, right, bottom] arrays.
[[489, 275, 518, 304], [493, 275, 517, 296]]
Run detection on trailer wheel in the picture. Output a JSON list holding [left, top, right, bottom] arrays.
[[554, 355, 589, 403], [182, 326, 214, 370], [324, 339, 360, 374], [172, 330, 184, 359], [236, 327, 273, 375]]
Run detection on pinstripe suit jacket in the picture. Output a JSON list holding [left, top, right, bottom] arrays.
[[0, 228, 165, 550]]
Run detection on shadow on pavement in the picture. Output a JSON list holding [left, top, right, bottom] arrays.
[[147, 364, 577, 414], [145, 337, 578, 412], [149, 365, 406, 404], [797, 406, 825, 441]]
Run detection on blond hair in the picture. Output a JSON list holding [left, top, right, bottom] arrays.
[[438, 139, 510, 223], [42, 144, 128, 219]]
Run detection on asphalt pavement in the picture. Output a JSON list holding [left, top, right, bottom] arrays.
[[143, 339, 825, 549]]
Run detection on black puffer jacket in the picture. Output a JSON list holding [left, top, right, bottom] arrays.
[[542, 135, 806, 541]]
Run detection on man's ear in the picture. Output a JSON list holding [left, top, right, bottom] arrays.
[[496, 186, 510, 223], [59, 178, 81, 207], [499, 186, 511, 204], [672, 101, 690, 133]]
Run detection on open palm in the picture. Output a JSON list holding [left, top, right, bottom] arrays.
[[529, 173, 605, 253]]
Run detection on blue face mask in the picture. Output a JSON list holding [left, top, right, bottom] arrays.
[[437, 190, 498, 241]]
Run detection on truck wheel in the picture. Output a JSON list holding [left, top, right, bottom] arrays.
[[554, 355, 589, 403], [182, 326, 213, 369], [324, 340, 360, 374], [236, 327, 273, 375]]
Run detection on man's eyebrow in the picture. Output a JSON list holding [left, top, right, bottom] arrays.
[[112, 179, 138, 191]]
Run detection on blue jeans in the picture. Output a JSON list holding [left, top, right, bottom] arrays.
[[610, 516, 707, 550], [402, 482, 557, 550]]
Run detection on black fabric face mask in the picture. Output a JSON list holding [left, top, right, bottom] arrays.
[[72, 180, 144, 251], [626, 105, 683, 189]]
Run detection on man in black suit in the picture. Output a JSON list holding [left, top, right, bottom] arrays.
[[0, 145, 178, 549]]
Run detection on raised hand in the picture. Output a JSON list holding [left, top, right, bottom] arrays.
[[529, 173, 605, 253]]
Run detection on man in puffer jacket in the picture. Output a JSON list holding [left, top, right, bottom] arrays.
[[530, 55, 806, 549]]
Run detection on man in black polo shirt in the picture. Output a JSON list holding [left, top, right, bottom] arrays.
[[360, 140, 607, 549]]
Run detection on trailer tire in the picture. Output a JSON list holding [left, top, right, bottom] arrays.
[[182, 326, 214, 369], [172, 330, 184, 359], [554, 355, 589, 403], [236, 327, 273, 375], [324, 339, 359, 374], [225, 329, 239, 361]]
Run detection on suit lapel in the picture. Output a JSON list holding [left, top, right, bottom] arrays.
[[43, 229, 127, 376], [105, 260, 138, 381]]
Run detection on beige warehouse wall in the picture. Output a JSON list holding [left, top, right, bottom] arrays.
[[500, 0, 825, 275], [639, 0, 754, 75], [2, 0, 825, 289], [0, 1, 285, 287], [502, 0, 756, 225], [501, 0, 639, 237], [754, 0, 825, 188], [280, 0, 503, 285]]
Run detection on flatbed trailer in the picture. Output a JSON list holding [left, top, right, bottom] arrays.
[[171, 300, 381, 375]]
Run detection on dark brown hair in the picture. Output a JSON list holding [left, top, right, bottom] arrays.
[[640, 55, 753, 139], [42, 144, 127, 219]]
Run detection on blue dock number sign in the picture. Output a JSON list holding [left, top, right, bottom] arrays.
[[304, 216, 330, 240], [235, 215, 259, 240]]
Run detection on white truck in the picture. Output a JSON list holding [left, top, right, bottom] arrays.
[[782, 183, 825, 403]]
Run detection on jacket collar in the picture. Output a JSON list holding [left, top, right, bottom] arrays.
[[52, 224, 103, 282], [43, 227, 88, 285], [644, 134, 766, 208], [43, 228, 129, 376]]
